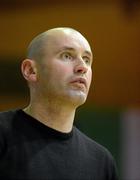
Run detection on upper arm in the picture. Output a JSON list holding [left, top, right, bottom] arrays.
[[0, 125, 6, 159]]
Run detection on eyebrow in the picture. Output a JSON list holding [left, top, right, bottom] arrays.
[[58, 46, 93, 58]]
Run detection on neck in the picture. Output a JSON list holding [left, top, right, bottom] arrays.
[[23, 100, 76, 133]]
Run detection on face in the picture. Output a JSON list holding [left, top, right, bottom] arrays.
[[36, 30, 93, 108]]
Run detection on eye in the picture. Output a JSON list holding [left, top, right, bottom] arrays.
[[83, 56, 91, 65], [61, 52, 73, 61]]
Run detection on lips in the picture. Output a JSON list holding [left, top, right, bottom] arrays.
[[70, 77, 87, 89]]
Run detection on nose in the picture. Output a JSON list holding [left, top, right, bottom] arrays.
[[74, 59, 88, 75]]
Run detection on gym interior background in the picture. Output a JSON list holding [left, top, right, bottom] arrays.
[[0, 0, 140, 179]]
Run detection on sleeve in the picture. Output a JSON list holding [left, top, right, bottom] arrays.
[[109, 158, 119, 180], [105, 151, 119, 180], [0, 125, 6, 159]]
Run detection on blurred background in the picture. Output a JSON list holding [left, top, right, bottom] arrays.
[[0, 0, 140, 179]]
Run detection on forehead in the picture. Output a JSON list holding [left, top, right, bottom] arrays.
[[44, 30, 92, 56]]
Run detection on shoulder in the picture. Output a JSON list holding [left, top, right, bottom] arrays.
[[74, 126, 108, 151], [73, 126, 116, 163], [0, 109, 18, 119], [0, 109, 18, 127], [0, 109, 18, 155], [73, 127, 119, 179], [0, 109, 21, 137]]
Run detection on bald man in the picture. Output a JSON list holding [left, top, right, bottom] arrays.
[[0, 27, 118, 180]]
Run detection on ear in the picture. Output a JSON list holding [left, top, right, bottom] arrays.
[[21, 59, 38, 82]]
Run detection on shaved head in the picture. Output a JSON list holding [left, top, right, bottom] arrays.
[[27, 27, 91, 62], [22, 27, 93, 108]]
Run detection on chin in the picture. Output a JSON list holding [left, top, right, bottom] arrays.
[[69, 91, 87, 107]]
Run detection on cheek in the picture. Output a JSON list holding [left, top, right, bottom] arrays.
[[51, 62, 73, 79], [87, 69, 92, 86]]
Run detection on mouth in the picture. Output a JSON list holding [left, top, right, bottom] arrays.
[[70, 77, 87, 89]]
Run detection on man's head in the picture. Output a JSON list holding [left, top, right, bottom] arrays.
[[21, 27, 93, 108]]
